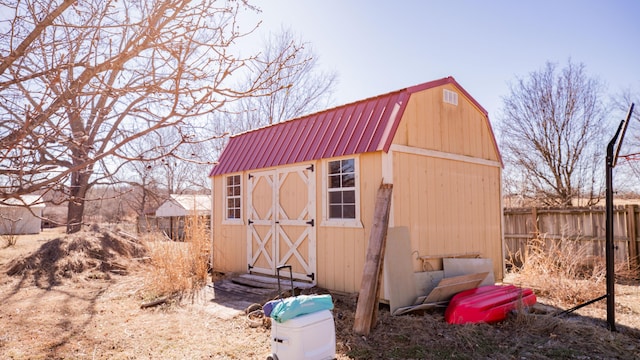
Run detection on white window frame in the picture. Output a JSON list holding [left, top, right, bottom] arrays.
[[222, 174, 243, 225], [321, 156, 363, 228]]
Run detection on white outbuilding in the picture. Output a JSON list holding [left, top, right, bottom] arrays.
[[0, 195, 45, 235], [154, 194, 212, 240]]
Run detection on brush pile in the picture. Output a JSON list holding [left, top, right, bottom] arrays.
[[6, 227, 147, 286]]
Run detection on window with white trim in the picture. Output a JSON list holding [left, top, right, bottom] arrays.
[[225, 175, 241, 220], [328, 158, 356, 219]]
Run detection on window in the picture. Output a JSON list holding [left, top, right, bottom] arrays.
[[443, 89, 458, 105], [225, 175, 241, 220], [328, 158, 356, 219]]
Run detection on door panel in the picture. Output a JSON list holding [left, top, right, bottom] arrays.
[[247, 171, 275, 275], [247, 165, 316, 282], [275, 167, 316, 281]]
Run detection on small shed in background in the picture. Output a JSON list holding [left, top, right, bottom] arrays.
[[0, 195, 45, 235], [209, 77, 503, 302], [154, 194, 212, 240]]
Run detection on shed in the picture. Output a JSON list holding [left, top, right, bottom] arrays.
[[0, 195, 45, 235], [209, 77, 503, 298], [154, 194, 211, 240]]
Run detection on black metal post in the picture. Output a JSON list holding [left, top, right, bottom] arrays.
[[605, 120, 624, 332]]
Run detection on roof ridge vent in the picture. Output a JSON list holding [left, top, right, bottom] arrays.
[[443, 89, 458, 105]]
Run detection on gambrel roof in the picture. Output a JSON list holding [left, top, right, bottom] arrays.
[[210, 77, 490, 176]]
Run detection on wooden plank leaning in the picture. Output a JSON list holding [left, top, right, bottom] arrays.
[[353, 183, 393, 336]]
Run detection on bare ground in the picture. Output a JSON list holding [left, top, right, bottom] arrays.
[[1, 228, 639, 360]]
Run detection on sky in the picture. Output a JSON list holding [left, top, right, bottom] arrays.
[[242, 0, 640, 125]]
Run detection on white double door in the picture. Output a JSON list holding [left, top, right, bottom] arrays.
[[246, 164, 316, 282]]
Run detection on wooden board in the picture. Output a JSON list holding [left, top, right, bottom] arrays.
[[237, 273, 315, 289], [443, 258, 495, 286], [231, 277, 279, 289], [392, 301, 448, 316], [353, 184, 393, 336], [422, 272, 489, 304], [393, 272, 488, 315], [383, 227, 416, 314]]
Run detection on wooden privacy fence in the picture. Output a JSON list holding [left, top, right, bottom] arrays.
[[504, 206, 639, 268]]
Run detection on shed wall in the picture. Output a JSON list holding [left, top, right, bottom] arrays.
[[316, 152, 382, 293], [390, 84, 503, 280], [391, 151, 503, 280], [212, 174, 246, 273], [394, 84, 499, 162], [0, 207, 43, 235], [211, 153, 383, 294]]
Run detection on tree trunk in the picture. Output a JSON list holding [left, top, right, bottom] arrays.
[[66, 170, 91, 234]]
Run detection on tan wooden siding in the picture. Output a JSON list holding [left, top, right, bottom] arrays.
[[391, 152, 503, 280], [395, 84, 499, 162], [211, 175, 246, 273], [316, 153, 382, 293]]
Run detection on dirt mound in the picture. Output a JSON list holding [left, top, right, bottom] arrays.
[[5, 228, 147, 287]]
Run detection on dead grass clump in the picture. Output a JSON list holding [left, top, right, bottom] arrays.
[[5, 227, 147, 287], [2, 233, 19, 247], [508, 236, 611, 305], [143, 214, 210, 300]]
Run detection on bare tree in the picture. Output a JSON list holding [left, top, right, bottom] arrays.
[[499, 60, 608, 207], [609, 89, 640, 193], [224, 27, 338, 135], [0, 0, 306, 232]]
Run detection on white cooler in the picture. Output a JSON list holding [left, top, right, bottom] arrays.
[[267, 309, 336, 360]]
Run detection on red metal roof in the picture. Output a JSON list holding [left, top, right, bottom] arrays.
[[209, 77, 490, 176]]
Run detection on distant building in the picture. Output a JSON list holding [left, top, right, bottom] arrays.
[[0, 195, 46, 235], [152, 194, 211, 240]]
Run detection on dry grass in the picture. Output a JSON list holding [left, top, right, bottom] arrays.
[[142, 214, 210, 300], [1, 227, 639, 359], [330, 291, 640, 359], [506, 235, 635, 305]]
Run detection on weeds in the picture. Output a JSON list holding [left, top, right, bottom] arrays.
[[143, 214, 210, 300], [2, 233, 19, 247], [507, 234, 636, 305]]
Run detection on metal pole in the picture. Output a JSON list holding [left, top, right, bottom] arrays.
[[605, 120, 624, 332]]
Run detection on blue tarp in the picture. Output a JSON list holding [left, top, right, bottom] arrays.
[[269, 294, 334, 323]]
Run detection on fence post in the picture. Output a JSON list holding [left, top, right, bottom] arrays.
[[531, 207, 540, 238], [626, 205, 638, 270]]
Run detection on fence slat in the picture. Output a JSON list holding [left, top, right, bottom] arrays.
[[504, 206, 636, 265]]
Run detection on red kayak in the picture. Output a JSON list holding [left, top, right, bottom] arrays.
[[445, 285, 536, 324]]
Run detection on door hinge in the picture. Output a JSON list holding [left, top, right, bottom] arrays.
[[307, 272, 315, 281], [248, 173, 253, 179], [248, 264, 253, 272], [248, 219, 254, 225], [306, 164, 314, 172], [306, 219, 314, 227]]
